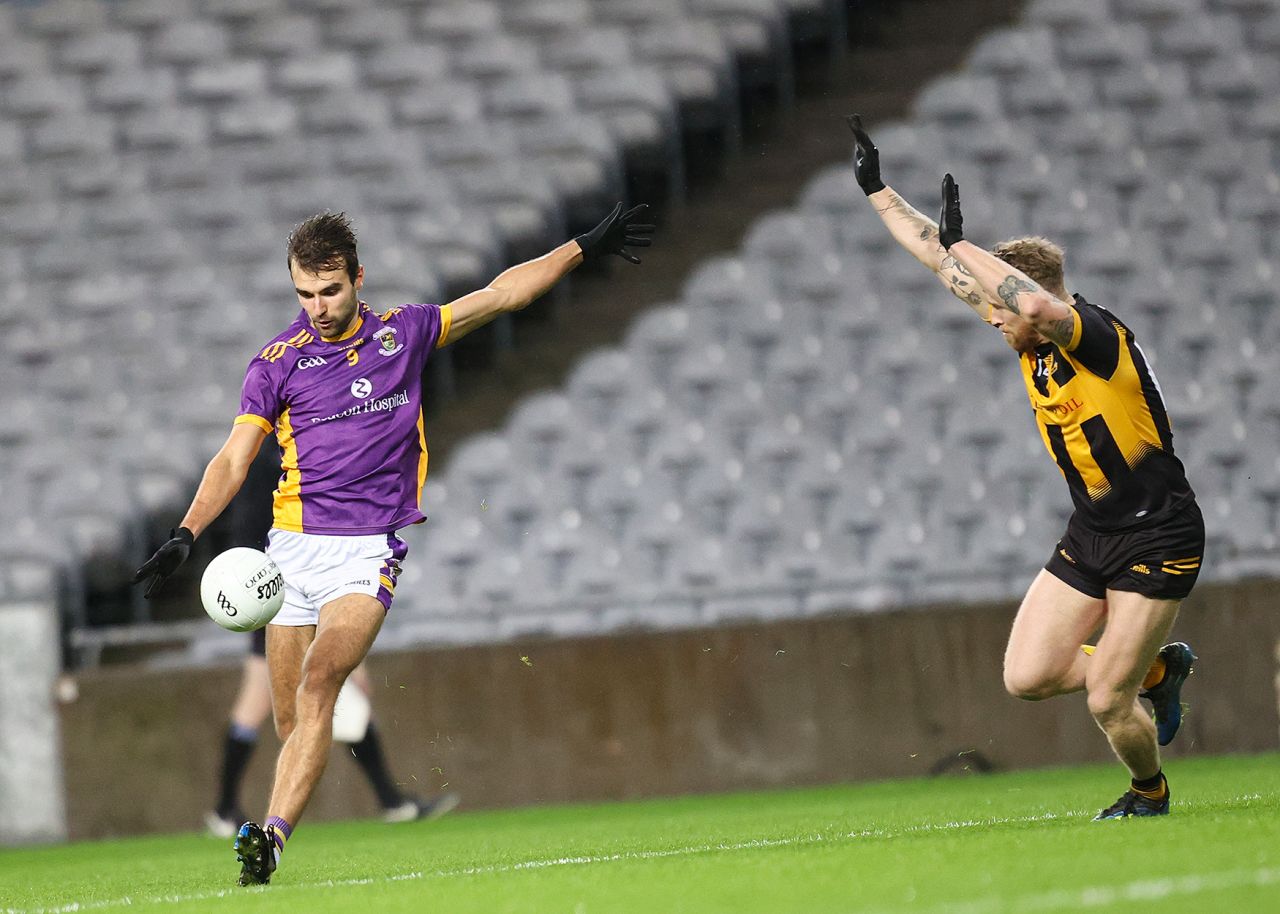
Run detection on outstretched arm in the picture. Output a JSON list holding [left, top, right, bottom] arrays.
[[133, 422, 267, 597], [846, 116, 996, 319], [936, 173, 1077, 346], [443, 203, 654, 345], [179, 423, 268, 538]]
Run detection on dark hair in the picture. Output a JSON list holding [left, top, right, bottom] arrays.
[[286, 212, 359, 282]]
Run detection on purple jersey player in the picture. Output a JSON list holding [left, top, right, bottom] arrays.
[[134, 205, 654, 886]]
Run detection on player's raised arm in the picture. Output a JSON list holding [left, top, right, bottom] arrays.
[[935, 173, 1078, 347], [846, 115, 996, 319], [132, 422, 268, 597], [442, 203, 654, 345]]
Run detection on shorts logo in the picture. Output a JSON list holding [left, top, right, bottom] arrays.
[[374, 327, 403, 356], [349, 579, 371, 587], [1058, 548, 1076, 564], [350, 377, 373, 399], [297, 356, 328, 370], [1129, 563, 1151, 575]]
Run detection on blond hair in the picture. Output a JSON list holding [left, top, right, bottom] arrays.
[[991, 236, 1067, 297]]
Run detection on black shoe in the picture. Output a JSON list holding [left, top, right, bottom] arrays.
[[383, 791, 461, 823], [234, 821, 277, 886], [1093, 787, 1170, 820], [1140, 642, 1197, 747]]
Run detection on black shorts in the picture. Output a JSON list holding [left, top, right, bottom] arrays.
[[250, 627, 267, 657], [1044, 500, 1205, 601]]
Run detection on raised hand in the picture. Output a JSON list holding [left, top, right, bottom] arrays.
[[132, 527, 195, 598], [574, 203, 655, 264], [939, 173, 964, 250], [845, 114, 886, 196]]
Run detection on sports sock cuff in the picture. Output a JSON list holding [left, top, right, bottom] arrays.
[[1141, 657, 1167, 691], [1131, 770, 1165, 793], [229, 722, 259, 743], [266, 815, 293, 848]]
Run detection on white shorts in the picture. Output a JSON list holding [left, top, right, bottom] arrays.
[[265, 529, 408, 627]]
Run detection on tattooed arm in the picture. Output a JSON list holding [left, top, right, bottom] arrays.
[[868, 187, 999, 320], [944, 240, 1077, 346], [846, 117, 997, 319]]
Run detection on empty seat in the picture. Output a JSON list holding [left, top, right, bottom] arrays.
[[150, 21, 230, 66], [913, 75, 1005, 128], [567, 348, 635, 426]]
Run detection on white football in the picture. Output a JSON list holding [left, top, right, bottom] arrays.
[[200, 547, 285, 632]]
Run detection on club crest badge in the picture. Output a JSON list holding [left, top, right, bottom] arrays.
[[374, 327, 403, 357]]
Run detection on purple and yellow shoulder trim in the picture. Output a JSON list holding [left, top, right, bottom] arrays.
[[234, 414, 273, 434], [436, 304, 453, 349]]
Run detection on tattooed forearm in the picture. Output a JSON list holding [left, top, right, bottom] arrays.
[[875, 191, 939, 241], [1043, 314, 1075, 346], [941, 255, 973, 287], [995, 275, 1038, 314]]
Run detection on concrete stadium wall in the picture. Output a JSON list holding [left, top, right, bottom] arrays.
[[0, 601, 67, 846], [58, 580, 1280, 840]]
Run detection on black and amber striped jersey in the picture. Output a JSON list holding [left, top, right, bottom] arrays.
[[1019, 295, 1195, 533]]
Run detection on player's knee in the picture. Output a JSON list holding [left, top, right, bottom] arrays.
[[1003, 666, 1057, 702], [297, 658, 348, 707], [1086, 685, 1131, 724], [274, 712, 296, 741]]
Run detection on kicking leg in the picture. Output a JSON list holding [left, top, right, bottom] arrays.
[[235, 623, 314, 885], [1003, 570, 1106, 701], [265, 623, 315, 742], [267, 594, 385, 828]]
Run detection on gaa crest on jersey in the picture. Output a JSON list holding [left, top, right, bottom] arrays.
[[374, 327, 403, 356]]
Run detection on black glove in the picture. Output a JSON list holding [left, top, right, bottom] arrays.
[[845, 114, 885, 195], [938, 173, 964, 249], [132, 526, 195, 598], [574, 202, 654, 264]]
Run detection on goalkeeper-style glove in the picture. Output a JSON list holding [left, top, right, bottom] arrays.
[[938, 173, 964, 250], [132, 527, 195, 598], [574, 203, 655, 264], [845, 114, 886, 196]]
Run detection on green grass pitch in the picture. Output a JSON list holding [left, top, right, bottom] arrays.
[[4, 753, 1278, 914]]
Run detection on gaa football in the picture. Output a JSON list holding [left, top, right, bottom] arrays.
[[200, 547, 285, 632]]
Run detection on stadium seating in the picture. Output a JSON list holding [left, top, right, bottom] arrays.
[[0, 0, 842, 637], [3, 0, 1278, 657], [375, 0, 1280, 642]]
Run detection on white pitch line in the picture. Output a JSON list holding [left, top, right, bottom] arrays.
[[863, 866, 1280, 914], [2, 797, 1269, 914]]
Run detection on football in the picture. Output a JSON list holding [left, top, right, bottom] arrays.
[[200, 547, 285, 632]]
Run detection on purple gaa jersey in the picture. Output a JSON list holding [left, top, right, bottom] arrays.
[[235, 301, 452, 535]]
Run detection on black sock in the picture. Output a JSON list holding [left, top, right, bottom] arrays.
[[216, 725, 257, 816], [349, 721, 405, 809], [1131, 770, 1165, 794]]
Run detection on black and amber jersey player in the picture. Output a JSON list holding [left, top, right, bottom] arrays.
[[1022, 294, 1195, 535], [848, 114, 1202, 822]]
